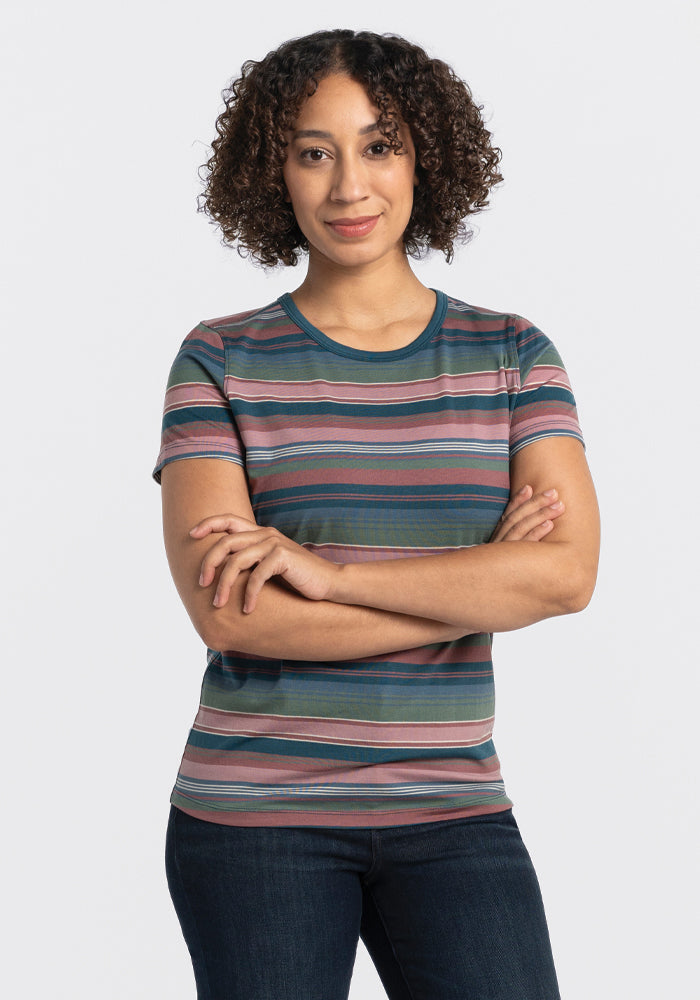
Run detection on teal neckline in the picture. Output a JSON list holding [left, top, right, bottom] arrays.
[[278, 290, 447, 362]]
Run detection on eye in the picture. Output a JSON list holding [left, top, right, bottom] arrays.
[[366, 141, 391, 158], [299, 147, 329, 163]]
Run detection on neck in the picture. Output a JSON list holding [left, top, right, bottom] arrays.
[[290, 248, 430, 332]]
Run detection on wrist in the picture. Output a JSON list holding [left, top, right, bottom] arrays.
[[328, 561, 357, 605]]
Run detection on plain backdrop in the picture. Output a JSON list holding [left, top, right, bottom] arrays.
[[2, 1, 698, 996]]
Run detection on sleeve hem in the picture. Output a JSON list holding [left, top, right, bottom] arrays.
[[152, 452, 245, 485], [509, 429, 585, 459]]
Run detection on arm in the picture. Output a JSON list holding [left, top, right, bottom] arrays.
[[332, 436, 600, 631], [196, 436, 599, 634], [161, 457, 468, 660]]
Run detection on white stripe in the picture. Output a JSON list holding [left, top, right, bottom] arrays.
[[176, 778, 506, 798], [247, 441, 508, 460], [194, 711, 494, 726], [226, 371, 515, 389]]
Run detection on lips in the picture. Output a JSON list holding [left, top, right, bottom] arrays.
[[326, 215, 380, 238]]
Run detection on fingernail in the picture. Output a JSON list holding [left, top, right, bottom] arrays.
[[199, 572, 205, 586], [549, 501, 563, 511], [519, 485, 529, 495], [544, 489, 557, 498]]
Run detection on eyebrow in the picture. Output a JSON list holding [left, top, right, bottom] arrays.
[[291, 123, 382, 139]]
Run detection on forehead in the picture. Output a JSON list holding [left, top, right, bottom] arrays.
[[290, 74, 381, 130]]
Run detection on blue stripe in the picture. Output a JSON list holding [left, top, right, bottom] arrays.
[[186, 730, 499, 764]]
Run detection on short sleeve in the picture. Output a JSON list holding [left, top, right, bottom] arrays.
[[509, 316, 584, 457], [152, 323, 244, 483]]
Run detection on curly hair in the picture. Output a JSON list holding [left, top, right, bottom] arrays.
[[201, 29, 503, 266]]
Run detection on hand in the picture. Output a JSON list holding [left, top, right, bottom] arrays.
[[192, 484, 564, 612], [190, 514, 341, 612], [490, 485, 565, 543]]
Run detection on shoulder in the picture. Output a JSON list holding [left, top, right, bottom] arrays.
[[439, 294, 529, 365], [199, 299, 288, 342], [441, 293, 561, 364], [441, 293, 521, 339], [169, 299, 288, 370], [442, 294, 536, 336]]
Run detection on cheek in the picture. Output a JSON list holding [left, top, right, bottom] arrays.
[[398, 168, 417, 206], [394, 156, 417, 195], [282, 169, 317, 215]]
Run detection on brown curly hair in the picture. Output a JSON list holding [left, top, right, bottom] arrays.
[[201, 29, 503, 266]]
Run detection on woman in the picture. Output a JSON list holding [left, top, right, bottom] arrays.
[[155, 29, 600, 1000]]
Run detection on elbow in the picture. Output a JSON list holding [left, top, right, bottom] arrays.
[[558, 563, 598, 615], [197, 620, 224, 653], [191, 575, 291, 656], [194, 569, 267, 653], [194, 601, 270, 656], [192, 617, 219, 652], [191, 607, 233, 653]]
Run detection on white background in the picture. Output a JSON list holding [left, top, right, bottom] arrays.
[[2, 1, 698, 996]]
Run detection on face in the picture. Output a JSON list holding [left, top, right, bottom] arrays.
[[282, 74, 417, 271]]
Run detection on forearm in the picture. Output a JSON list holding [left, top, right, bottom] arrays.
[[326, 439, 600, 631], [196, 573, 466, 659], [330, 539, 596, 632], [161, 461, 464, 660]]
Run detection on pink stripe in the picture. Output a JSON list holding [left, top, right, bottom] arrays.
[[191, 325, 229, 348], [175, 801, 511, 828], [193, 708, 494, 746], [179, 752, 502, 786], [164, 382, 230, 410], [157, 440, 241, 461], [511, 415, 581, 447], [521, 364, 573, 390], [240, 419, 510, 443]]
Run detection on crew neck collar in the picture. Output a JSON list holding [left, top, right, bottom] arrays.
[[278, 290, 447, 362]]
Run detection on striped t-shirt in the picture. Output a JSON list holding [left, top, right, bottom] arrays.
[[154, 291, 583, 827]]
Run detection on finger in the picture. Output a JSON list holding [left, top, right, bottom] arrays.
[[492, 488, 560, 542], [499, 484, 532, 522], [212, 540, 277, 607], [500, 501, 565, 541], [190, 513, 256, 537], [199, 529, 276, 586], [242, 552, 288, 613], [507, 488, 558, 522], [490, 485, 535, 542], [520, 519, 554, 542]]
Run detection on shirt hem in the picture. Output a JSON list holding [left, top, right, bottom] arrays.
[[169, 795, 514, 829]]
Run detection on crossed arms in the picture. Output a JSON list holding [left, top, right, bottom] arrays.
[[161, 436, 599, 661]]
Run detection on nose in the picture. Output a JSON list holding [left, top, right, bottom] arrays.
[[329, 154, 369, 204]]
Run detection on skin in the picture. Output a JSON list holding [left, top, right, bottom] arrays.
[[191, 439, 597, 635], [281, 73, 436, 352], [161, 73, 600, 657], [197, 484, 565, 612]]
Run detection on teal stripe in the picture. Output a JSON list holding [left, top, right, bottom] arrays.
[[186, 731, 498, 763]]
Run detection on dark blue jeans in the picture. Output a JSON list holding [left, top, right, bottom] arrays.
[[166, 806, 561, 1000]]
